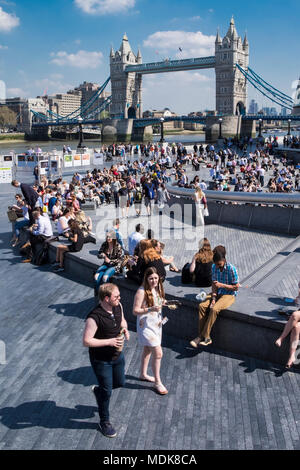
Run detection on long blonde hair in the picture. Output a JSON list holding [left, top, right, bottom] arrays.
[[195, 238, 213, 263]]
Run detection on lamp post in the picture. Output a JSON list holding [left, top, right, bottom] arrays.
[[160, 117, 165, 143], [287, 118, 291, 136], [258, 118, 262, 138], [77, 116, 84, 149], [218, 118, 223, 139]]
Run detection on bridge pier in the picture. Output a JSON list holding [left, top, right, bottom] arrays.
[[102, 118, 153, 142], [26, 126, 50, 141]]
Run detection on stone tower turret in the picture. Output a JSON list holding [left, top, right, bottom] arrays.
[[215, 17, 249, 115], [110, 33, 142, 119]]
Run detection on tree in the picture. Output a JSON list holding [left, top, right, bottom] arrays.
[[0, 106, 17, 128]]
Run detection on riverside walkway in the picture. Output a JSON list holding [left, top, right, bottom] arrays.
[[1, 184, 300, 450]]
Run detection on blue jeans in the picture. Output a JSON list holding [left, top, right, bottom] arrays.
[[95, 265, 116, 288], [13, 219, 30, 237], [91, 353, 125, 423]]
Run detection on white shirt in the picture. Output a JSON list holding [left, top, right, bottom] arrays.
[[33, 215, 53, 237], [128, 231, 144, 255], [57, 216, 69, 235]]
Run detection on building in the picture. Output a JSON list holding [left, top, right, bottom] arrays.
[[47, 90, 82, 118], [248, 99, 258, 114], [215, 18, 249, 115], [143, 108, 183, 130], [73, 81, 111, 118], [4, 97, 49, 133]]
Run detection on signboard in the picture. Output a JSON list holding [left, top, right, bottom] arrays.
[[73, 154, 82, 167], [81, 153, 90, 166], [93, 152, 104, 165], [64, 154, 73, 168], [0, 167, 12, 183], [39, 160, 49, 176]]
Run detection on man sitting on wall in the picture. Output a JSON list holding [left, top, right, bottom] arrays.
[[190, 246, 239, 347]]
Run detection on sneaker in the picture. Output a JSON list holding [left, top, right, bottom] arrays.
[[199, 338, 212, 346], [190, 337, 202, 348], [54, 266, 64, 272], [98, 421, 117, 438], [51, 261, 60, 266]]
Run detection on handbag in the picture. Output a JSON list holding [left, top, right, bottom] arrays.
[[203, 207, 209, 217], [7, 210, 18, 222]]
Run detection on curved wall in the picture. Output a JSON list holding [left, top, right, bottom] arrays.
[[166, 187, 300, 235]]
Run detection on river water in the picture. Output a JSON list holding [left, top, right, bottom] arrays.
[[0, 130, 298, 155]]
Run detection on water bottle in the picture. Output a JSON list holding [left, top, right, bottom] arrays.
[[116, 328, 125, 352], [122, 266, 128, 278], [196, 291, 207, 302]]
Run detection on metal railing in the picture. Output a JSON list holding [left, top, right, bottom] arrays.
[[167, 184, 300, 205]]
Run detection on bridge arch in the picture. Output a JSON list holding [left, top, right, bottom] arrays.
[[128, 106, 136, 119], [236, 101, 246, 116]]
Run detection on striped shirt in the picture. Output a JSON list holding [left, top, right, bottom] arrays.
[[212, 262, 239, 296]]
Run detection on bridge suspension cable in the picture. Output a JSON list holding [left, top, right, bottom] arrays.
[[236, 64, 293, 110], [30, 77, 111, 124]]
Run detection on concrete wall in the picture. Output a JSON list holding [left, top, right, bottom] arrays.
[[168, 195, 300, 235]]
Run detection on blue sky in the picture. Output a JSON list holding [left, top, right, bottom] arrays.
[[0, 0, 299, 114]]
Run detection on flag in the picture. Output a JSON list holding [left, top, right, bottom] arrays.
[[179, 47, 183, 52]]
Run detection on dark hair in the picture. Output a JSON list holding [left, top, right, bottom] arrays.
[[213, 249, 226, 264], [213, 245, 226, 258], [136, 223, 143, 233]]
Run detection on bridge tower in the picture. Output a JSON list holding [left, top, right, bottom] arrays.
[[110, 34, 142, 119], [215, 18, 249, 115]]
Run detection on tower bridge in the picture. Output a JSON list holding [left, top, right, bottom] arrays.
[[30, 17, 297, 142]]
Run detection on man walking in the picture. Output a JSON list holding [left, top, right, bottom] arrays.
[[83, 284, 130, 438], [190, 247, 239, 347], [11, 180, 39, 224]]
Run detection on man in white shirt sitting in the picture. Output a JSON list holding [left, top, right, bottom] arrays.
[[128, 224, 144, 256], [22, 209, 53, 263]]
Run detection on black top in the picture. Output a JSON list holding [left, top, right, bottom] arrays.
[[194, 260, 212, 287], [140, 258, 166, 282], [20, 183, 38, 208], [69, 228, 85, 252], [86, 303, 122, 362]]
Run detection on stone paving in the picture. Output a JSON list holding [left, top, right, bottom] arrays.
[[1, 183, 300, 450]]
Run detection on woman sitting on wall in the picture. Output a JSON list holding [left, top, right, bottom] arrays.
[[189, 238, 213, 287]]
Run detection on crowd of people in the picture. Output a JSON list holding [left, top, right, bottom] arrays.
[[8, 138, 300, 439]]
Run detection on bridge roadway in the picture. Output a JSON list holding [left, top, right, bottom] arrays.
[[125, 56, 216, 74], [1, 183, 300, 450]]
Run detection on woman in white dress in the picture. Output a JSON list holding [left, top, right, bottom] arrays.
[[133, 267, 168, 395], [194, 187, 208, 227]]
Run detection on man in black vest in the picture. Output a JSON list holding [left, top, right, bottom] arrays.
[[11, 180, 39, 224], [83, 283, 130, 438]]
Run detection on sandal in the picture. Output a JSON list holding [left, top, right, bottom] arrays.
[[155, 383, 168, 395]]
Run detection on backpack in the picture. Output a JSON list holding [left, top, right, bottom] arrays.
[[134, 190, 142, 202], [181, 263, 192, 284]]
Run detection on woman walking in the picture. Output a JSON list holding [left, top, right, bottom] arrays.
[[133, 267, 168, 395], [194, 187, 208, 227]]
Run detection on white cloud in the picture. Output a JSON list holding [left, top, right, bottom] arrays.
[[143, 30, 215, 59], [50, 50, 103, 68], [189, 16, 201, 21], [74, 0, 135, 15], [0, 44, 8, 49], [34, 77, 75, 95], [7, 87, 27, 97], [0, 6, 19, 32]]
